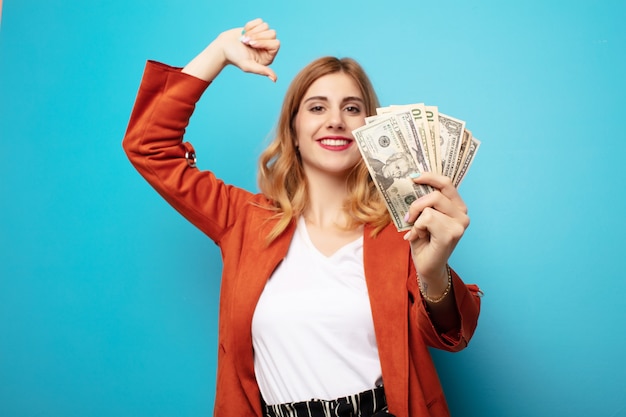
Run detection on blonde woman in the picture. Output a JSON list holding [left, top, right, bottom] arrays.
[[123, 18, 481, 417]]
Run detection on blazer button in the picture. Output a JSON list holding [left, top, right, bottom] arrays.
[[185, 151, 197, 168]]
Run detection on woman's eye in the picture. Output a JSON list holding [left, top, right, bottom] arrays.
[[345, 106, 361, 113], [310, 105, 325, 112]]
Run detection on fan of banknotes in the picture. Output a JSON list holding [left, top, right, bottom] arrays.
[[352, 104, 480, 231]]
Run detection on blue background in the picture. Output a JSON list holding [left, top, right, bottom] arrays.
[[1, 0, 625, 416]]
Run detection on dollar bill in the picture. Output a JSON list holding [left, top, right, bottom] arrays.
[[376, 104, 435, 173], [367, 110, 431, 173], [451, 129, 472, 182], [352, 116, 433, 231], [453, 136, 481, 187], [424, 106, 442, 174], [438, 112, 466, 179], [404, 104, 437, 174]]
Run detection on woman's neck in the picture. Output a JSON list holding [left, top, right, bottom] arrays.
[[301, 172, 364, 257], [302, 170, 351, 230]]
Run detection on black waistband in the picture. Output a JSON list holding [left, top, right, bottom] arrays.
[[263, 385, 394, 417]]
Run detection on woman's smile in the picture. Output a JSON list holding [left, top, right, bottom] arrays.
[[317, 136, 353, 151]]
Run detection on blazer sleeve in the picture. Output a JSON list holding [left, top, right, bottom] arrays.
[[412, 267, 482, 352], [122, 61, 254, 243]]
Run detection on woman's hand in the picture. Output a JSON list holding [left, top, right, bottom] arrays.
[[224, 18, 280, 81], [183, 18, 280, 82], [403, 172, 470, 293]]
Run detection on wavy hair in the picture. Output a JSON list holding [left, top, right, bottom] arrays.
[[257, 57, 390, 243]]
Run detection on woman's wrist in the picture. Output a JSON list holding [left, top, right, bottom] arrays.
[[418, 265, 452, 303], [182, 37, 229, 82]]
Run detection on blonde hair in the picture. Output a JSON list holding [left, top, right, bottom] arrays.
[[257, 57, 390, 243]]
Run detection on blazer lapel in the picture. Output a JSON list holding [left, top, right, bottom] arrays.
[[231, 218, 296, 414], [363, 224, 411, 417]]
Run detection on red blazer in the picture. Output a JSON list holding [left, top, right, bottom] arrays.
[[123, 61, 482, 417]]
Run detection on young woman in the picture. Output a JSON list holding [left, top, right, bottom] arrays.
[[123, 18, 481, 417]]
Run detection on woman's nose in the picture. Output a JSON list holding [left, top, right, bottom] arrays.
[[326, 108, 345, 130]]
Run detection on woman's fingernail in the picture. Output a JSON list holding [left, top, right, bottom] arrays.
[[241, 28, 246, 35], [240, 36, 251, 44], [404, 212, 410, 222], [403, 231, 411, 241], [409, 172, 421, 179]]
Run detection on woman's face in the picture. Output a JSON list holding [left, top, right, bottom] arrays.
[[293, 72, 366, 180]]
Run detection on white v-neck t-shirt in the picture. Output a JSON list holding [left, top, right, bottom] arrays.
[[251, 216, 383, 405]]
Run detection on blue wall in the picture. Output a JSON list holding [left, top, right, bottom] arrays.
[[1, 1, 625, 416]]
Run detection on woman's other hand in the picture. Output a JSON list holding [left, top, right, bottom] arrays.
[[403, 172, 470, 292], [225, 18, 280, 81], [183, 18, 280, 82]]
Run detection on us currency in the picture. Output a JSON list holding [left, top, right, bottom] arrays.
[[451, 129, 473, 182], [438, 112, 466, 179], [376, 104, 435, 173], [405, 104, 438, 174], [366, 110, 431, 173], [424, 106, 442, 173], [352, 116, 434, 231], [453, 136, 481, 187]]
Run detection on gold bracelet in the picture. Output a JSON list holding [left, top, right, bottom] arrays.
[[419, 265, 452, 303]]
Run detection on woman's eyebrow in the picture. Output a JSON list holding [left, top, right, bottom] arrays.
[[342, 96, 365, 104], [302, 95, 364, 104], [303, 95, 329, 103]]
